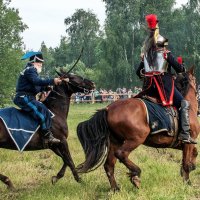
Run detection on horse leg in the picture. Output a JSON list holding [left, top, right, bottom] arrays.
[[114, 140, 141, 188], [181, 144, 198, 185], [51, 140, 81, 184], [190, 146, 198, 171], [0, 174, 15, 190], [104, 143, 120, 192]]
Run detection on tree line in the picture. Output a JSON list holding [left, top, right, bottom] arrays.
[[1, 0, 200, 105]]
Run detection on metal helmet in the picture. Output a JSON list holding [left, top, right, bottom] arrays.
[[156, 34, 168, 47], [145, 14, 168, 48]]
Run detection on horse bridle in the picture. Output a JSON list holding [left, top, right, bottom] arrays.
[[50, 77, 91, 100], [66, 77, 91, 94]]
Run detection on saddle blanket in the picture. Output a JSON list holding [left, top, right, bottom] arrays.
[[0, 107, 53, 152], [140, 99, 176, 134]]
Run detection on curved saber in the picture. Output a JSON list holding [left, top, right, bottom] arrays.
[[66, 47, 84, 74]]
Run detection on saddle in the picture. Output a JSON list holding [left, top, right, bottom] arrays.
[[138, 96, 179, 138], [0, 107, 54, 151]]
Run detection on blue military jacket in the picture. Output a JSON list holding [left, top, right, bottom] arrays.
[[16, 63, 54, 96]]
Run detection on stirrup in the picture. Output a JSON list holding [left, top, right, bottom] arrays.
[[178, 136, 197, 144], [42, 130, 60, 145], [48, 136, 60, 144], [44, 134, 60, 145]]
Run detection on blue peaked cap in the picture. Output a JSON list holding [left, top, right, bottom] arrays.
[[21, 51, 42, 60]]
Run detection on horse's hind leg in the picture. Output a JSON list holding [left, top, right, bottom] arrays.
[[51, 140, 80, 184], [104, 143, 120, 192], [0, 174, 15, 190], [115, 140, 141, 188]]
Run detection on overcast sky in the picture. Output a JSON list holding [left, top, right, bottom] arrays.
[[9, 0, 188, 51]]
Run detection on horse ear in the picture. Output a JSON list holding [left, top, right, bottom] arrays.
[[188, 65, 195, 75], [60, 68, 66, 74], [55, 69, 62, 77]]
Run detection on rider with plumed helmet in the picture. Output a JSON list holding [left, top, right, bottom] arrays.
[[13, 51, 62, 145], [136, 14, 196, 144]]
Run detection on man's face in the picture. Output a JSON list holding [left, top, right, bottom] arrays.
[[34, 62, 43, 74]]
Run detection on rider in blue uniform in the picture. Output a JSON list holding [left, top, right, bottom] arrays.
[[136, 14, 196, 144], [13, 51, 62, 145]]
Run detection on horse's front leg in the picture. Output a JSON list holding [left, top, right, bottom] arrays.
[[51, 160, 67, 185], [181, 144, 197, 185], [191, 146, 198, 170], [51, 140, 81, 184], [0, 174, 15, 190]]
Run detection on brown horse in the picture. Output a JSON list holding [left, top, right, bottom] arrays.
[[76, 66, 200, 191], [0, 71, 95, 190]]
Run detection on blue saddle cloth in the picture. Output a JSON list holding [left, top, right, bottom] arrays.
[[141, 99, 173, 134], [0, 107, 40, 151]]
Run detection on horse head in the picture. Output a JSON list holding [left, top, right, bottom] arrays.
[[58, 70, 95, 93], [44, 70, 95, 114], [175, 66, 197, 98], [186, 66, 197, 96]]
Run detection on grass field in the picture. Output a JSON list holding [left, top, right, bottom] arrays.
[[1, 103, 200, 200]]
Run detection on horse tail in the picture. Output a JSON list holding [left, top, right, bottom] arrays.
[[76, 108, 110, 173]]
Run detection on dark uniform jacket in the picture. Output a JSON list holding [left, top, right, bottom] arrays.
[[16, 63, 54, 96], [136, 52, 185, 106]]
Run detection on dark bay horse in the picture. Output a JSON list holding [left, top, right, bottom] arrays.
[[0, 71, 95, 190], [76, 66, 200, 191]]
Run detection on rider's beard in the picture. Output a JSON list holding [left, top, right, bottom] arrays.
[[36, 67, 42, 74], [33, 62, 43, 74]]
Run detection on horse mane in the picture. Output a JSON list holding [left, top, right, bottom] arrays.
[[175, 72, 190, 97], [143, 31, 157, 66], [43, 84, 70, 110]]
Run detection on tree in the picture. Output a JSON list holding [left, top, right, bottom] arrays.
[[102, 0, 147, 88], [57, 60, 96, 83], [64, 9, 101, 67], [52, 37, 72, 68], [101, 0, 189, 89], [182, 0, 200, 82], [40, 41, 57, 77], [0, 0, 27, 105]]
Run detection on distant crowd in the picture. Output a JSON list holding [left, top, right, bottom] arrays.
[[72, 86, 142, 103]]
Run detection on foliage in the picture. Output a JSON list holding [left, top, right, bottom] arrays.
[[3, 0, 200, 106], [51, 37, 72, 68], [64, 9, 101, 67], [0, 0, 27, 106], [40, 42, 55, 77], [31, 0, 200, 90], [56, 60, 96, 82]]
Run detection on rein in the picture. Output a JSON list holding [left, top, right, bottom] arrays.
[[48, 79, 91, 101], [68, 78, 90, 94], [188, 76, 197, 96]]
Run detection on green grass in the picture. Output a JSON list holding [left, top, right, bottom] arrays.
[[1, 103, 200, 200]]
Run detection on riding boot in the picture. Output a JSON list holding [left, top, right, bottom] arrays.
[[42, 129, 60, 145], [178, 100, 197, 144]]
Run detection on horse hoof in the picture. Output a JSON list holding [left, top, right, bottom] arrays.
[[75, 176, 82, 183], [51, 176, 58, 185], [111, 186, 120, 192], [190, 164, 196, 171], [180, 166, 183, 177], [5, 180, 15, 191], [131, 175, 141, 189], [7, 185, 15, 191], [186, 179, 192, 186]]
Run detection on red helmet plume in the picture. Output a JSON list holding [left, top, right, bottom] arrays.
[[177, 56, 183, 64], [145, 14, 158, 29]]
